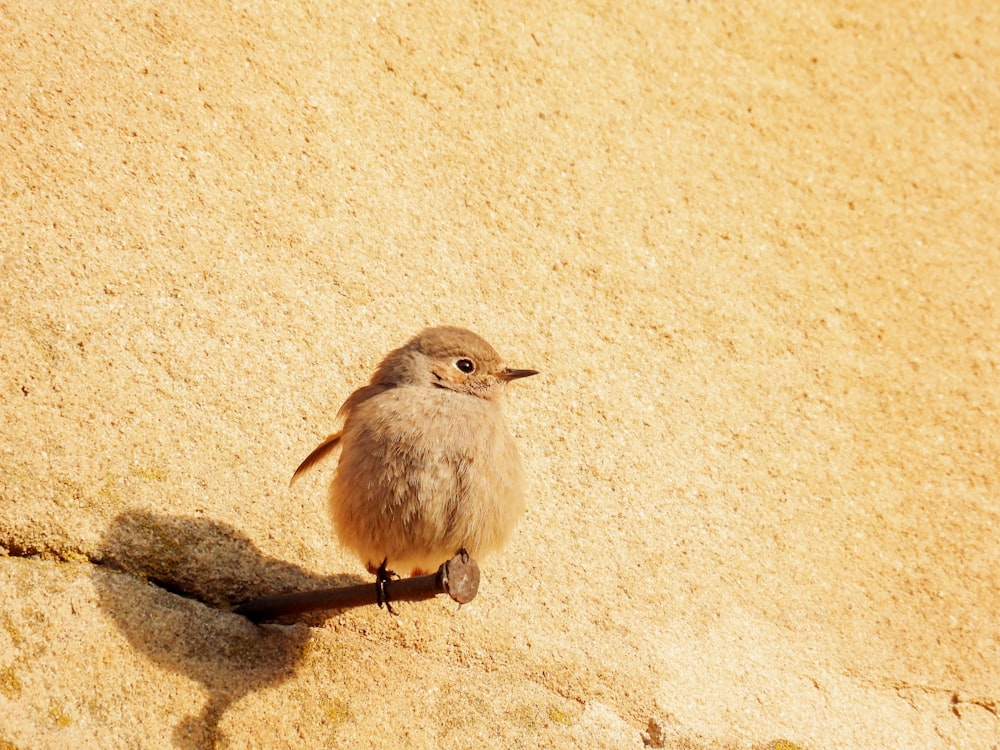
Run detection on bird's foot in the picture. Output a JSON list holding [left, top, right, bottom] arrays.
[[375, 558, 399, 615]]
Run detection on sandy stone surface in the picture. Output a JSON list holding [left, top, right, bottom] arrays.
[[1, 2, 998, 748]]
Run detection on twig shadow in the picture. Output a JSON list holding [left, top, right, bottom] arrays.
[[92, 509, 364, 748]]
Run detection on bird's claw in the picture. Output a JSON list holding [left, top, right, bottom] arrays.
[[375, 558, 398, 615]]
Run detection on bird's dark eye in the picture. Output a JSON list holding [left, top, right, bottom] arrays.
[[455, 358, 476, 374]]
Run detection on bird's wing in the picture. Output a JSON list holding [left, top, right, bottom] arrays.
[[289, 383, 393, 485], [290, 431, 342, 484], [336, 382, 393, 417]]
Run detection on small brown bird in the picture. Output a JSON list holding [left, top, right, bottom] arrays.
[[292, 326, 536, 604]]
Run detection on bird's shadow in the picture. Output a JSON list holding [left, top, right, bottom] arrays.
[[92, 509, 364, 749]]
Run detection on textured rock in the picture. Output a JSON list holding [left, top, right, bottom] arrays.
[[1, 1, 997, 748]]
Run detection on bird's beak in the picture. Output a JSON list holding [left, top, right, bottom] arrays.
[[500, 368, 539, 381]]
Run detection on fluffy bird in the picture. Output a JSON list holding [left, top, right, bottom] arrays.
[[292, 326, 536, 604]]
